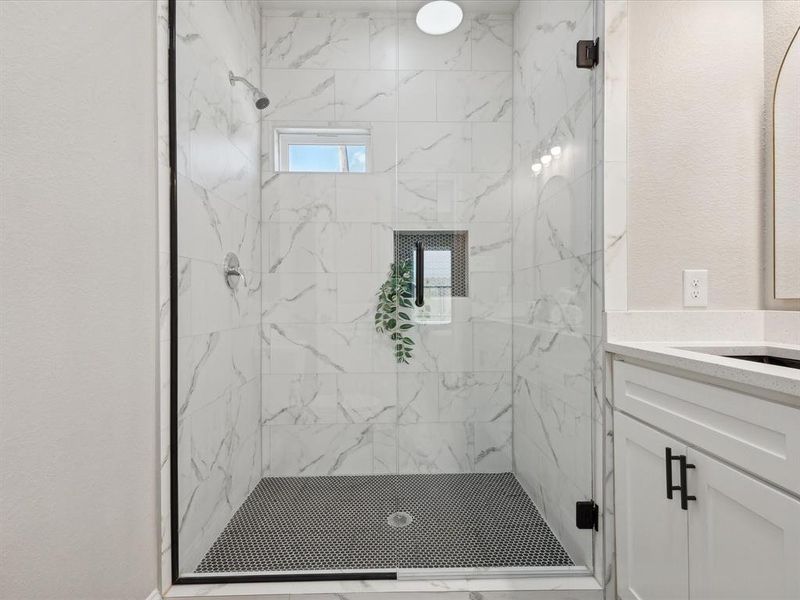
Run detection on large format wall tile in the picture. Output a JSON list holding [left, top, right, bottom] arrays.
[[510, 0, 599, 567], [259, 6, 515, 477], [178, 378, 261, 572], [397, 123, 472, 173], [262, 173, 336, 223], [399, 70, 436, 121], [471, 16, 513, 71], [334, 174, 395, 223], [176, 0, 262, 572], [437, 372, 512, 423], [261, 273, 337, 324], [178, 175, 260, 270], [472, 122, 513, 172], [262, 70, 335, 121], [437, 172, 513, 223], [436, 72, 512, 122], [398, 423, 472, 473], [369, 17, 398, 70], [398, 18, 471, 71], [335, 71, 397, 121], [266, 222, 373, 274], [269, 423, 373, 476], [262, 373, 338, 425], [473, 420, 513, 472], [337, 373, 398, 424], [262, 17, 370, 70]]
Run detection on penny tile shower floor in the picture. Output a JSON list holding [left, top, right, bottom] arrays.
[[195, 472, 573, 573]]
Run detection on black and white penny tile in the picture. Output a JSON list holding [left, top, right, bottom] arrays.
[[195, 472, 573, 573]]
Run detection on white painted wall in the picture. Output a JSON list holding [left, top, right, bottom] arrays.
[[627, 0, 766, 310], [0, 2, 159, 598]]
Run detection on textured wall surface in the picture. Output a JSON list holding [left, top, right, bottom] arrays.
[[259, 6, 515, 476], [0, 1, 159, 598], [627, 0, 766, 310], [764, 0, 800, 308], [510, 0, 599, 567], [174, 0, 263, 573]]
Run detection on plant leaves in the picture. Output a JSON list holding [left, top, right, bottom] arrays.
[[376, 260, 416, 364]]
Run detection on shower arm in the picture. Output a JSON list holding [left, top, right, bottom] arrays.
[[229, 71, 258, 93]]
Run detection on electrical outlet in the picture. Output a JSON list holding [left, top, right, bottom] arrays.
[[683, 269, 708, 307]]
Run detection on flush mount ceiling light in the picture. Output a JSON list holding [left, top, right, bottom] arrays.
[[416, 1, 463, 35]]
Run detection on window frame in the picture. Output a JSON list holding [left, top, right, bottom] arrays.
[[274, 127, 371, 173]]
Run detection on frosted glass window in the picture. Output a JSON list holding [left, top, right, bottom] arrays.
[[276, 128, 369, 173]]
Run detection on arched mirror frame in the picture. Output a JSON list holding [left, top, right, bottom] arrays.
[[773, 26, 800, 299]]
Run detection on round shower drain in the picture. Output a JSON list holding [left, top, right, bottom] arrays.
[[387, 511, 413, 528]]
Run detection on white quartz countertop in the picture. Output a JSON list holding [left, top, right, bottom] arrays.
[[605, 341, 800, 401]]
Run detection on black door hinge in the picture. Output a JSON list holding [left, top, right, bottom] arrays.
[[576, 500, 599, 531], [576, 38, 599, 69]]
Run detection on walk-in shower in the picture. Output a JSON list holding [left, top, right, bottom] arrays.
[[171, 0, 602, 583]]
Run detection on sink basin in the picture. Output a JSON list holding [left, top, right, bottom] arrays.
[[674, 345, 800, 372], [722, 354, 800, 370]]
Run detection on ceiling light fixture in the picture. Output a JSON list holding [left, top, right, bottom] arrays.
[[416, 1, 463, 35]]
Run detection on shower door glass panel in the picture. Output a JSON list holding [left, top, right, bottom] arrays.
[[173, 0, 264, 577], [508, 0, 600, 570], [173, 0, 599, 579]]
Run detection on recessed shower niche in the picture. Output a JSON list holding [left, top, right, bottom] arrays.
[[171, 0, 602, 583], [393, 230, 468, 325]]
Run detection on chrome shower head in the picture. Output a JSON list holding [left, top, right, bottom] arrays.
[[253, 91, 270, 110], [228, 71, 270, 110]]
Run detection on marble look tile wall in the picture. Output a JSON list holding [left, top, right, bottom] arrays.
[[511, 0, 601, 568], [175, 0, 262, 573], [260, 8, 514, 476]]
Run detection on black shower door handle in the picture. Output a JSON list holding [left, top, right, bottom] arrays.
[[415, 241, 424, 307]]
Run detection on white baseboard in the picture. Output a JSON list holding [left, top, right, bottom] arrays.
[[145, 589, 163, 600]]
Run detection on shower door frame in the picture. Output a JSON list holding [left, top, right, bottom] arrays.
[[164, 0, 608, 588]]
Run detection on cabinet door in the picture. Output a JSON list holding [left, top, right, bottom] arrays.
[[615, 413, 689, 600], [687, 448, 800, 600]]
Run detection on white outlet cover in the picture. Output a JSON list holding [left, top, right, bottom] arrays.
[[683, 269, 708, 307]]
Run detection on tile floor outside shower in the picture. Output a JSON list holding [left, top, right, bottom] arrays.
[[195, 472, 574, 574]]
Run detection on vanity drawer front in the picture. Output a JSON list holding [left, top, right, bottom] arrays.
[[614, 361, 800, 496]]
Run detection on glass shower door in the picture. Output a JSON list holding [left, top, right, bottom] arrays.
[[171, 0, 600, 580], [508, 0, 601, 571]]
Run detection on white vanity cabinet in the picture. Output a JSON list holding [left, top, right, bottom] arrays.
[[687, 448, 800, 599], [615, 414, 688, 600], [613, 360, 800, 600]]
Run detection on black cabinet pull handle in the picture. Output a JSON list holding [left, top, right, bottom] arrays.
[[415, 241, 424, 307], [678, 455, 696, 510], [665, 448, 682, 500]]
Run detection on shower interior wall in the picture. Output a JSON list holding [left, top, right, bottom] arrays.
[[174, 0, 599, 573], [258, 3, 516, 479], [510, 0, 600, 568], [174, 0, 264, 574]]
